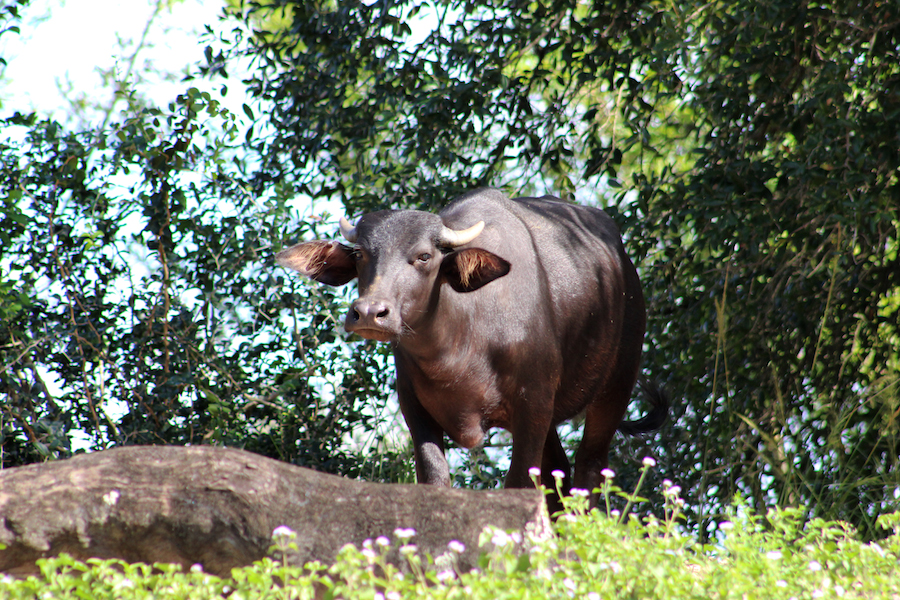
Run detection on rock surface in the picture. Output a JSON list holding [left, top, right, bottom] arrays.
[[0, 445, 549, 576]]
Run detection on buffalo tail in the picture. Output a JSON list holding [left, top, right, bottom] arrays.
[[617, 382, 670, 435]]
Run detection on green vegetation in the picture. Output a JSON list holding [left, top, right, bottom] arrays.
[[2, 0, 898, 542], [3, 471, 899, 599]]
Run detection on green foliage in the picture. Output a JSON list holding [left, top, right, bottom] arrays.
[[0, 82, 406, 478], [2, 477, 899, 599], [209, 0, 900, 537], [3, 0, 899, 542]]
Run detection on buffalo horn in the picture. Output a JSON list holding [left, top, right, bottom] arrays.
[[439, 221, 485, 247], [339, 216, 358, 243]]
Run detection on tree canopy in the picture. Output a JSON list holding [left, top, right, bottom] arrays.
[[2, 0, 898, 538]]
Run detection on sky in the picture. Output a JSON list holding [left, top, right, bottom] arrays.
[[1, 0, 235, 123]]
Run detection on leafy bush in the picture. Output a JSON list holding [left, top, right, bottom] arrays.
[[3, 464, 898, 599]]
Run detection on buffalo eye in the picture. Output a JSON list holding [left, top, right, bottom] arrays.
[[416, 253, 432, 264]]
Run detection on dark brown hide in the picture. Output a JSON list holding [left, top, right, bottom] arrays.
[[276, 189, 667, 509]]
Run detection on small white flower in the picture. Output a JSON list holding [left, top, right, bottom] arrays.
[[190, 564, 204, 573], [766, 550, 783, 560], [812, 590, 825, 599], [835, 585, 846, 596], [448, 540, 465, 554], [610, 510, 621, 518], [436, 570, 455, 582], [394, 527, 416, 539], [386, 592, 401, 600], [272, 525, 295, 538], [528, 466, 541, 477], [718, 521, 733, 530], [587, 593, 601, 600], [642, 456, 657, 468], [663, 485, 682, 497], [376, 536, 390, 547], [374, 594, 385, 600], [776, 580, 788, 588], [399, 544, 417, 555], [102, 490, 120, 506], [491, 530, 511, 546], [609, 561, 622, 574], [662, 479, 673, 488], [510, 532, 522, 545], [112, 577, 134, 591], [808, 560, 822, 571], [570, 488, 590, 497], [551, 469, 565, 480]]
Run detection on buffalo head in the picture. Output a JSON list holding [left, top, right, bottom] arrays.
[[275, 210, 510, 342]]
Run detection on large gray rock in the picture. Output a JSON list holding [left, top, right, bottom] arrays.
[[0, 446, 550, 577]]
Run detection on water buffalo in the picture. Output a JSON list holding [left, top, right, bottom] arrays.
[[276, 188, 666, 507]]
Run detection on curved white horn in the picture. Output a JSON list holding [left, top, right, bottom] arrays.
[[439, 220, 485, 247], [339, 216, 358, 243]]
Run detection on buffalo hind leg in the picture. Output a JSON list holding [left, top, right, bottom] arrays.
[[573, 400, 627, 509], [541, 427, 571, 516]]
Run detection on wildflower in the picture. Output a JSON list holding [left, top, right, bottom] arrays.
[[663, 485, 682, 497], [394, 527, 416, 539], [376, 536, 391, 547], [587, 593, 601, 600], [601, 468, 615, 479], [551, 469, 565, 480], [662, 479, 673, 488], [529, 466, 541, 478], [190, 564, 204, 573], [272, 525, 295, 538], [776, 580, 788, 588], [570, 488, 590, 497], [809, 560, 822, 571], [112, 577, 134, 591], [448, 540, 465, 554], [642, 456, 657, 468], [436, 570, 455, 582], [386, 592, 401, 600], [491, 530, 511, 547], [718, 521, 733, 530], [766, 550, 783, 560], [399, 544, 417, 555]]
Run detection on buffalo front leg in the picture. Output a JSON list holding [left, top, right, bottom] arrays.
[[504, 394, 555, 490], [397, 382, 450, 487]]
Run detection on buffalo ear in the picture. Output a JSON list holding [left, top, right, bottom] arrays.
[[440, 248, 510, 293], [275, 240, 357, 286]]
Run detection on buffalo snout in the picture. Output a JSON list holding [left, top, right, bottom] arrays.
[[345, 298, 397, 341]]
